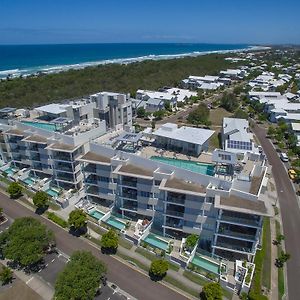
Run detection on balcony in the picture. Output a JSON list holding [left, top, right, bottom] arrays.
[[55, 174, 75, 182], [122, 192, 137, 200], [31, 154, 41, 161], [55, 163, 73, 172], [84, 165, 97, 174], [164, 221, 183, 229], [214, 241, 253, 254], [217, 229, 256, 241], [122, 202, 138, 211], [220, 215, 261, 228], [53, 154, 72, 162], [166, 196, 185, 205], [165, 209, 184, 218], [122, 180, 137, 188]]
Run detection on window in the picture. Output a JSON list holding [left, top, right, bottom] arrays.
[[147, 204, 153, 210], [140, 191, 150, 198], [218, 153, 231, 161], [99, 176, 109, 183], [154, 180, 161, 186]]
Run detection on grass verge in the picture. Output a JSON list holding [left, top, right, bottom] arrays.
[[249, 217, 269, 300], [118, 237, 133, 250], [164, 275, 199, 298], [262, 217, 271, 289], [46, 212, 68, 228], [117, 252, 149, 272], [275, 220, 285, 300]]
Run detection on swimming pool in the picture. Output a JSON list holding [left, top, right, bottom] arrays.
[[24, 177, 35, 185], [104, 216, 126, 231], [46, 188, 60, 198], [143, 233, 169, 251], [89, 209, 105, 220], [151, 156, 215, 176], [4, 167, 17, 176], [21, 120, 57, 132], [191, 254, 220, 275]]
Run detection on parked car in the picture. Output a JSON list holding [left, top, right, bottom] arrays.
[[288, 169, 297, 181], [280, 152, 289, 162], [258, 146, 263, 153]]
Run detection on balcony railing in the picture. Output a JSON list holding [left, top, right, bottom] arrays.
[[166, 196, 185, 205], [220, 215, 261, 227], [218, 229, 256, 241], [53, 154, 72, 161], [122, 180, 137, 187], [164, 221, 183, 229], [215, 241, 253, 253], [55, 174, 75, 182], [165, 210, 184, 218], [122, 193, 137, 200]]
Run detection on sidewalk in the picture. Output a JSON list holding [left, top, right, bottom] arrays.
[[1, 259, 54, 300], [270, 217, 278, 300]]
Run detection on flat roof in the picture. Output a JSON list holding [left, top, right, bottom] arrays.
[[35, 103, 69, 115], [217, 195, 268, 216], [153, 123, 215, 146], [79, 151, 111, 165], [117, 164, 154, 179], [0, 107, 16, 113], [162, 177, 206, 195], [22, 135, 48, 144], [4, 128, 24, 136], [46, 143, 80, 152], [291, 123, 300, 132], [249, 174, 264, 195]]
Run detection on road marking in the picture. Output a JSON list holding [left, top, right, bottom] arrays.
[[113, 290, 116, 294], [38, 269, 42, 273], [45, 263, 48, 267], [26, 277, 33, 284], [51, 258, 55, 263]]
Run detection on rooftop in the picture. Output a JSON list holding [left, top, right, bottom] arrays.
[[162, 177, 206, 195], [79, 151, 111, 165], [4, 128, 24, 136], [22, 135, 48, 144], [217, 195, 268, 216], [46, 143, 79, 152], [153, 123, 215, 146], [117, 164, 154, 178]]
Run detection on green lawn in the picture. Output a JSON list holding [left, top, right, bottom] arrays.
[[117, 252, 149, 272], [275, 220, 285, 300], [208, 130, 221, 151], [262, 217, 271, 290], [118, 237, 133, 250], [209, 107, 232, 126], [164, 275, 199, 298]]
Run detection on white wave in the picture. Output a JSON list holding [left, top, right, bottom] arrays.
[[0, 45, 270, 80]]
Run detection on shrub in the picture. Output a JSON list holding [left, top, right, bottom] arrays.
[[7, 182, 22, 199], [200, 282, 223, 300], [101, 229, 118, 253], [47, 212, 68, 228], [149, 259, 169, 280]]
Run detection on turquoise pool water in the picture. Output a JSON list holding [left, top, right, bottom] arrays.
[[191, 255, 220, 275], [143, 233, 169, 251], [46, 188, 60, 198], [21, 120, 57, 132], [104, 216, 126, 230], [4, 167, 16, 176], [24, 177, 35, 185], [150, 156, 215, 176], [89, 209, 104, 220]]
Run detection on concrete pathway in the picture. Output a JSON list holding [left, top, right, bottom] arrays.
[[1, 259, 54, 300], [270, 217, 279, 300]]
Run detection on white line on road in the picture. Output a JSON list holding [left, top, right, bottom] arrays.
[[51, 258, 55, 263], [38, 269, 42, 273], [26, 277, 34, 284], [45, 263, 48, 267]]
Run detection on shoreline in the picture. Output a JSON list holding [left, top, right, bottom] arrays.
[[0, 45, 270, 80]]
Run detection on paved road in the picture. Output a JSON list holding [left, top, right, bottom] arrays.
[[0, 192, 188, 300], [252, 122, 300, 300]]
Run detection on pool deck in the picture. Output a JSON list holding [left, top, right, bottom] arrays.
[[140, 146, 213, 163]]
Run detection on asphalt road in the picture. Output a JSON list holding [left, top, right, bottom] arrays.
[[252, 122, 300, 300], [0, 192, 188, 300]]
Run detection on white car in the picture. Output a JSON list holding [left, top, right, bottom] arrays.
[[280, 152, 289, 162]]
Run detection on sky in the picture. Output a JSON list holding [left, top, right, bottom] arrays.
[[0, 0, 299, 45]]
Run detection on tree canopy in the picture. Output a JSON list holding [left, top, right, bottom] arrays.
[[149, 259, 169, 279], [33, 191, 49, 209], [185, 234, 199, 250], [101, 229, 118, 253], [220, 92, 238, 113], [0, 217, 54, 267], [68, 209, 87, 230], [200, 282, 223, 300], [187, 103, 211, 126], [55, 251, 106, 300], [0, 266, 13, 285], [7, 182, 22, 199]]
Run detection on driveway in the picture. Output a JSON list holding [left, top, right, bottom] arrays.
[[252, 122, 300, 300]]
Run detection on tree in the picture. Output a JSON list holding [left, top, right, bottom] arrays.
[[0, 266, 13, 285], [273, 234, 285, 246], [185, 234, 199, 251], [267, 125, 276, 137], [55, 251, 106, 300], [1, 217, 54, 267], [153, 110, 165, 120], [149, 259, 169, 279], [200, 282, 223, 300], [288, 134, 298, 148], [187, 103, 211, 126], [233, 109, 248, 119], [220, 92, 238, 112], [276, 251, 291, 268], [101, 229, 118, 253], [68, 209, 87, 231], [164, 100, 172, 111], [137, 107, 146, 118], [7, 182, 22, 199], [33, 191, 49, 209]]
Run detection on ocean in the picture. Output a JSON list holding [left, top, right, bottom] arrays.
[[0, 43, 255, 79]]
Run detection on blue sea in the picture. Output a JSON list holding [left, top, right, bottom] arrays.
[[0, 43, 254, 79]]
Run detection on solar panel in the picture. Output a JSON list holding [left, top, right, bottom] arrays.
[[227, 140, 252, 150]]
